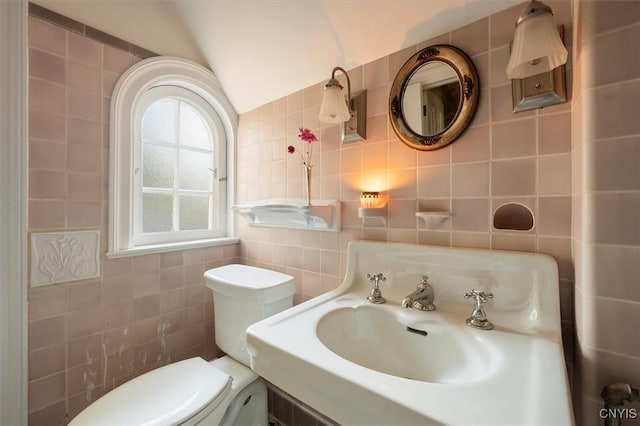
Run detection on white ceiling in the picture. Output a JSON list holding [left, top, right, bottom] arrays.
[[33, 0, 523, 114]]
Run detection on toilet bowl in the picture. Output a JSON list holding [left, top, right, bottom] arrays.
[[70, 264, 295, 426]]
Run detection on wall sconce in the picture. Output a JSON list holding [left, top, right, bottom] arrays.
[[506, 0, 567, 79], [318, 66, 367, 143], [506, 1, 568, 113], [358, 192, 386, 227]]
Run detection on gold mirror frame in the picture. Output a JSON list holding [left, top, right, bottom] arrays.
[[389, 45, 480, 151]]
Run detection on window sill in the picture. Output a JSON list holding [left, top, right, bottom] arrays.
[[106, 237, 240, 259]]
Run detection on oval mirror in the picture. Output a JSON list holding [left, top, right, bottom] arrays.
[[390, 45, 479, 151]]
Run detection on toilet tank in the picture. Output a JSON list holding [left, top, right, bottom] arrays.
[[204, 264, 295, 367]]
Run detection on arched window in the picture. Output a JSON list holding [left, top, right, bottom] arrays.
[[108, 57, 238, 257]]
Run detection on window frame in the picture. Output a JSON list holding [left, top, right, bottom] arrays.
[[133, 85, 225, 246], [108, 57, 238, 258]]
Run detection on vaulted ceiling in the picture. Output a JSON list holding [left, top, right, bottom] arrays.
[[32, 0, 523, 114]]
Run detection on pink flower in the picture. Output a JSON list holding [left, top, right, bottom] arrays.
[[298, 127, 318, 144], [288, 127, 318, 167]]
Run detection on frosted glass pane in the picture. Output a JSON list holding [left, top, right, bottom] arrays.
[[142, 100, 177, 143], [143, 144, 174, 188], [179, 103, 211, 149], [179, 150, 212, 190], [179, 195, 209, 230], [142, 193, 173, 233]]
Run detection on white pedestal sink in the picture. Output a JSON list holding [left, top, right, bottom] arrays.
[[317, 304, 496, 384], [247, 241, 574, 425]]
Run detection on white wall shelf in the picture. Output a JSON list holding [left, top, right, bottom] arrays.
[[415, 211, 452, 228], [358, 206, 387, 227], [231, 200, 341, 232]]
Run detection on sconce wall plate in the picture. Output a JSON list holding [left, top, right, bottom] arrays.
[[343, 90, 367, 143], [511, 65, 566, 112], [511, 26, 567, 113]]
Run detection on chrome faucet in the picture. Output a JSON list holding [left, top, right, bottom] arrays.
[[463, 289, 494, 330], [366, 273, 386, 304], [401, 276, 436, 311]]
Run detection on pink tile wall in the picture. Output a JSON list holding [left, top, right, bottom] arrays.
[[27, 16, 239, 425], [572, 1, 640, 424], [236, 0, 575, 382]]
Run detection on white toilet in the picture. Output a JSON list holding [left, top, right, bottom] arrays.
[[70, 264, 296, 426]]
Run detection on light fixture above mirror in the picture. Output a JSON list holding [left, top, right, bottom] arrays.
[[318, 66, 367, 143]]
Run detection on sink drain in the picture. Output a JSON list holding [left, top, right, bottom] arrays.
[[405, 326, 428, 336]]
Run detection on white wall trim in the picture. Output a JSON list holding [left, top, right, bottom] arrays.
[[0, 0, 28, 424]]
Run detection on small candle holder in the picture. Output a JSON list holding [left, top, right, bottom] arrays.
[[358, 192, 387, 227], [360, 192, 380, 208]]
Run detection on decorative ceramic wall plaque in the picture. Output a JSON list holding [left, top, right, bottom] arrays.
[[30, 230, 100, 287]]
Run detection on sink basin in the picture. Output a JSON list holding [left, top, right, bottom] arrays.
[[317, 305, 494, 383], [247, 241, 574, 425]]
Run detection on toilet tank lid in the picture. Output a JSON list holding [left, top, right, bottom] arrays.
[[204, 264, 295, 302], [70, 357, 231, 426]]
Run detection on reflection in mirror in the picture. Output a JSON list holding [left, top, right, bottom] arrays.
[[402, 61, 460, 137], [389, 45, 479, 151]]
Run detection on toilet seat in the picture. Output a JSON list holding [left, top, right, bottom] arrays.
[[70, 357, 232, 426]]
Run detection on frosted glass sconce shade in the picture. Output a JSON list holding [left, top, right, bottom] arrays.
[[506, 0, 568, 79], [319, 80, 350, 123]]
